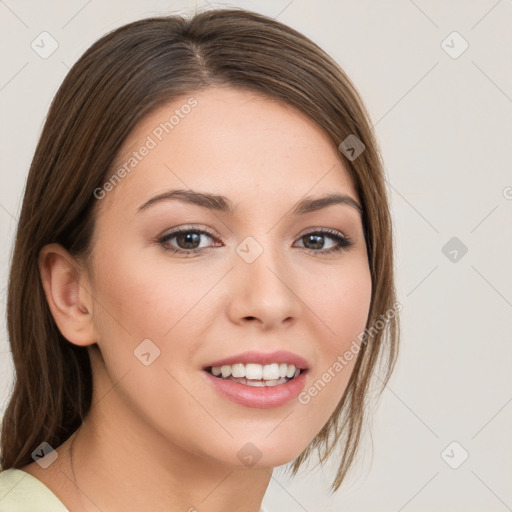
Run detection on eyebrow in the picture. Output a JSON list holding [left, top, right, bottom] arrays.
[[137, 189, 363, 216]]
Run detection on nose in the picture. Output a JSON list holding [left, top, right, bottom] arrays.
[[226, 240, 302, 330]]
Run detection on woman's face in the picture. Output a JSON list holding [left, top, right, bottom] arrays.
[[85, 86, 372, 468]]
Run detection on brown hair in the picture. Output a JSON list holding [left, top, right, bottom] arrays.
[[1, 7, 399, 491]]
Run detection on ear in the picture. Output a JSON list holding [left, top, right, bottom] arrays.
[[38, 243, 96, 347]]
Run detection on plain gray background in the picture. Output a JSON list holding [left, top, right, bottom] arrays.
[[1, 1, 511, 511]]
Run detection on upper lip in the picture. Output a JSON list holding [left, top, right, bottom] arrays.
[[204, 350, 309, 370]]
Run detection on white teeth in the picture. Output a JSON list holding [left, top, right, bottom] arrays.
[[286, 364, 296, 378], [224, 376, 289, 387], [231, 363, 245, 378], [221, 365, 232, 378], [244, 379, 266, 387], [262, 363, 280, 380], [245, 363, 263, 380], [264, 378, 287, 387], [209, 362, 303, 382]]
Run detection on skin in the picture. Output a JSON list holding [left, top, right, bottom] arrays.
[[21, 86, 372, 511]]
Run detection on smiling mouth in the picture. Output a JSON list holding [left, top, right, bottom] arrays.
[[205, 362, 305, 387]]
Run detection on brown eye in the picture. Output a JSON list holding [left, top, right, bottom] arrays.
[[158, 228, 218, 255], [175, 231, 202, 249], [295, 229, 353, 254], [301, 233, 325, 250]]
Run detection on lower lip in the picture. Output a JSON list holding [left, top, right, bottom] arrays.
[[203, 370, 307, 409]]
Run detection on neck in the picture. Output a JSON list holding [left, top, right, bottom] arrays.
[[61, 370, 271, 512], [26, 351, 271, 512]]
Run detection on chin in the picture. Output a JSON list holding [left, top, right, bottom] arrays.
[[208, 437, 312, 470]]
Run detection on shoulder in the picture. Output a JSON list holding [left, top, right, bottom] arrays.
[[0, 468, 70, 511], [0, 468, 269, 512]]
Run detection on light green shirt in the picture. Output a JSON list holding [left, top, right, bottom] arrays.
[[0, 468, 269, 511], [0, 468, 69, 511]]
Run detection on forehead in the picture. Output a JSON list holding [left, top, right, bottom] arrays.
[[100, 86, 358, 215]]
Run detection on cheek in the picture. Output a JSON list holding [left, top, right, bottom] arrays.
[[89, 241, 221, 381], [86, 248, 215, 438], [90, 241, 197, 339], [298, 259, 371, 421], [308, 258, 372, 347]]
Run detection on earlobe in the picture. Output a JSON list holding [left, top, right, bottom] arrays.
[[38, 243, 96, 347]]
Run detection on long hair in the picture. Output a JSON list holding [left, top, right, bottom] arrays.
[[1, 8, 399, 491]]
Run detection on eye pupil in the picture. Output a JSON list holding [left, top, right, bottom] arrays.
[[161, 228, 349, 256], [178, 232, 200, 249], [304, 234, 324, 250]]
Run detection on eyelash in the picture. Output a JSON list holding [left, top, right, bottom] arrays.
[[156, 226, 354, 257]]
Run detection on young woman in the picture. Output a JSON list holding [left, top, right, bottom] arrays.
[[0, 8, 399, 511]]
